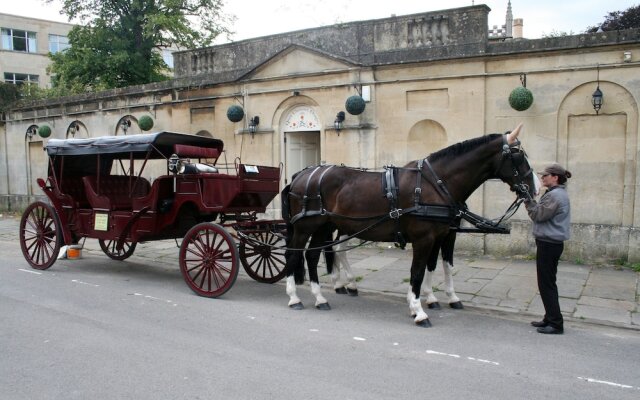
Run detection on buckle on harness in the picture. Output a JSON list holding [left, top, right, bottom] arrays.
[[389, 209, 402, 219]]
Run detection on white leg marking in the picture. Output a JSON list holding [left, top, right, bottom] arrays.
[[286, 276, 302, 306], [310, 281, 328, 306], [423, 270, 438, 304], [335, 236, 357, 290], [443, 260, 460, 304], [407, 289, 428, 322]]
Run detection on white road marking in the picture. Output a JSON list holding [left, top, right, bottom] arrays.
[[467, 357, 500, 366], [309, 329, 319, 332], [427, 350, 500, 366], [578, 377, 638, 390], [132, 292, 178, 306], [426, 350, 460, 358], [71, 279, 99, 287], [353, 337, 366, 341], [19, 269, 41, 275]]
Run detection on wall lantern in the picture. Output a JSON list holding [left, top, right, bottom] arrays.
[[120, 118, 131, 134], [334, 111, 345, 135], [248, 116, 259, 137], [26, 126, 37, 139], [592, 64, 603, 115]]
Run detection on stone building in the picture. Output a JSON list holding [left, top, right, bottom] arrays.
[[0, 13, 73, 88], [1, 4, 640, 262]]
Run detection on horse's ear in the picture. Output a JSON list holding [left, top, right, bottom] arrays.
[[507, 123, 523, 145]]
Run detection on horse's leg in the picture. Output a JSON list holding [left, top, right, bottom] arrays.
[[285, 232, 311, 310], [333, 234, 358, 296], [441, 231, 463, 309], [306, 229, 331, 310], [424, 240, 442, 309], [407, 240, 433, 327]]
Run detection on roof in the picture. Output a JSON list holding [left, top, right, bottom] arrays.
[[45, 131, 224, 158]]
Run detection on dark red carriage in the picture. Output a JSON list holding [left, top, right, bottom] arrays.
[[19, 131, 287, 297]]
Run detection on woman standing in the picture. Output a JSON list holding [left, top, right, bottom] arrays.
[[525, 163, 572, 335]]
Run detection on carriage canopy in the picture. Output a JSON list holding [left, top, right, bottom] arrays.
[[45, 131, 224, 158]]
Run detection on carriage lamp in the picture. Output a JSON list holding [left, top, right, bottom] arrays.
[[248, 116, 260, 137], [592, 64, 603, 115], [334, 111, 345, 135], [168, 154, 180, 173]]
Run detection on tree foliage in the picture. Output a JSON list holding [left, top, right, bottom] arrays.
[[0, 82, 20, 113], [586, 5, 640, 32], [47, 0, 234, 93]]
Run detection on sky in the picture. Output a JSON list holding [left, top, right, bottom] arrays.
[[1, 0, 638, 41]]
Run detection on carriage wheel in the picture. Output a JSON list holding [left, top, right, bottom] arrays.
[[179, 223, 239, 298], [239, 229, 287, 283], [19, 201, 61, 270], [98, 239, 137, 261]]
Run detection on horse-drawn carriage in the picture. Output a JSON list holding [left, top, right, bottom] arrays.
[[19, 131, 287, 297]]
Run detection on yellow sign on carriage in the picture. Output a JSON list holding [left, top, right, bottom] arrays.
[[94, 213, 109, 231]]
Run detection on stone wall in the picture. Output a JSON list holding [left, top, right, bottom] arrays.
[[2, 5, 640, 263]]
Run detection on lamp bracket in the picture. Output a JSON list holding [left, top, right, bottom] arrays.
[[520, 73, 526, 88]]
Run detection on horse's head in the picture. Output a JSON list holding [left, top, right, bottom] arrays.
[[494, 123, 540, 200]]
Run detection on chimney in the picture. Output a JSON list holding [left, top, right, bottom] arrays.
[[513, 18, 523, 39]]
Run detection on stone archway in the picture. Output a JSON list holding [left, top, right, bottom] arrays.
[[557, 81, 639, 226], [406, 119, 447, 162]]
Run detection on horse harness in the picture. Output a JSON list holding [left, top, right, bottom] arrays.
[[287, 133, 532, 247]]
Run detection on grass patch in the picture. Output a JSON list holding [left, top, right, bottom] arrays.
[[355, 276, 363, 282]]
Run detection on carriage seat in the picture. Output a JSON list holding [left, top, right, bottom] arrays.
[[52, 176, 90, 209], [132, 175, 174, 213], [83, 175, 150, 211]]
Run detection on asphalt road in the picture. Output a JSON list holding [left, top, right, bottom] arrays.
[[2, 241, 639, 400]]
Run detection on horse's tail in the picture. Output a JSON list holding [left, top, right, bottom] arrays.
[[323, 230, 336, 275], [281, 183, 306, 284]]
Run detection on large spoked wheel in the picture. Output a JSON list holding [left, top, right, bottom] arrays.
[[19, 201, 61, 270], [99, 239, 137, 261], [239, 229, 287, 283], [179, 223, 239, 298]]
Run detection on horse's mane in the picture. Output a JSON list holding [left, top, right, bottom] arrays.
[[427, 133, 502, 162]]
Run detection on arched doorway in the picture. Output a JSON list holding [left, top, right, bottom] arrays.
[[282, 106, 322, 184], [557, 81, 639, 226]]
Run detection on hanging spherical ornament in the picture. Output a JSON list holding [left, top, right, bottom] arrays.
[[226, 105, 245, 122], [509, 86, 534, 111], [138, 115, 154, 131], [38, 125, 51, 138], [345, 95, 366, 115]]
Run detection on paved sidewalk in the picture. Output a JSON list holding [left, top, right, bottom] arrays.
[[3, 212, 638, 330]]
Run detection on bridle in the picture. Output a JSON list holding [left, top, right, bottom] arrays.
[[497, 135, 535, 201]]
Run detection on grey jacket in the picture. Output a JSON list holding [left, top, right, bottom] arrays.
[[525, 185, 571, 243]]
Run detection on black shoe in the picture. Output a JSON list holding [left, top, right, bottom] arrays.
[[530, 320, 548, 328], [537, 326, 563, 334]]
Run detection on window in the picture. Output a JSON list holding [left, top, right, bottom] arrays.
[[4, 72, 39, 86], [49, 34, 70, 53], [1, 28, 37, 52], [162, 49, 174, 69]]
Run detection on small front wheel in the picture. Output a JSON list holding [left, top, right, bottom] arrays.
[[239, 230, 287, 283], [179, 223, 239, 298], [19, 201, 61, 270], [99, 239, 137, 260]]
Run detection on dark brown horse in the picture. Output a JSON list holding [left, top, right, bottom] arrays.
[[281, 124, 536, 327]]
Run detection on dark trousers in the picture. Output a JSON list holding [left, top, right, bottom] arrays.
[[536, 239, 564, 329]]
